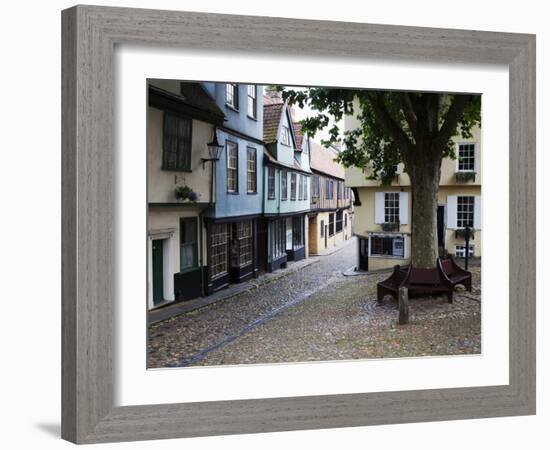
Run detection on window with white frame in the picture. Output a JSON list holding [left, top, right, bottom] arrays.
[[292, 216, 304, 249], [290, 173, 297, 200], [281, 125, 291, 146], [226, 83, 239, 109], [298, 174, 303, 200], [312, 175, 320, 199], [210, 223, 228, 279], [326, 179, 334, 200], [455, 244, 474, 258], [180, 218, 197, 271], [371, 234, 405, 257], [230, 221, 253, 267], [384, 192, 400, 223], [271, 219, 286, 260], [281, 170, 288, 200], [247, 85, 257, 118], [303, 175, 308, 200], [226, 141, 238, 192], [246, 147, 256, 193], [457, 143, 475, 171], [457, 195, 475, 228], [267, 167, 276, 200]]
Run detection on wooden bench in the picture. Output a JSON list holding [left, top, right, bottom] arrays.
[[439, 254, 472, 292], [377, 262, 454, 304], [376, 265, 409, 304]]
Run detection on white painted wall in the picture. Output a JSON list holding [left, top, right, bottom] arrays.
[[147, 105, 214, 204]]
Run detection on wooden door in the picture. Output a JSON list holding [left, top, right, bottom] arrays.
[[358, 238, 368, 271], [256, 220, 268, 273], [152, 239, 164, 305], [437, 205, 445, 249], [308, 217, 317, 255]]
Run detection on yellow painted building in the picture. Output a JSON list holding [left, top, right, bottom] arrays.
[[306, 139, 353, 255], [345, 113, 482, 271]]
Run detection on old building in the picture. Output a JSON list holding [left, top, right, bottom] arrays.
[[260, 94, 311, 272], [147, 80, 226, 309], [202, 83, 265, 293], [147, 81, 264, 309], [345, 112, 482, 271], [307, 138, 353, 255]]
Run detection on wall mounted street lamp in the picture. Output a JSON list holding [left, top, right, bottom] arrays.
[[202, 131, 224, 204], [201, 133, 224, 169]]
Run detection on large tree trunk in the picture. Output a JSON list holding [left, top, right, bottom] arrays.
[[406, 148, 442, 268]]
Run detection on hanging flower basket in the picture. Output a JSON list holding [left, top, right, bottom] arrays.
[[174, 186, 198, 202], [381, 222, 400, 232]]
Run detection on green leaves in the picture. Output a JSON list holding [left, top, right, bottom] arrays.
[[276, 85, 481, 182]]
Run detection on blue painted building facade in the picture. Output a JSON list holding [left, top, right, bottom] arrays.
[[202, 83, 266, 293], [147, 81, 317, 308], [261, 96, 312, 272]]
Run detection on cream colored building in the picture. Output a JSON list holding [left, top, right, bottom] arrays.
[[147, 80, 225, 309], [307, 140, 353, 255], [345, 114, 482, 271]]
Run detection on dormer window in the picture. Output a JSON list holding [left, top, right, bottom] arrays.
[[280, 125, 291, 146], [226, 83, 239, 110]]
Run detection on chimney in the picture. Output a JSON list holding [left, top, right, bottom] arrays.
[[264, 86, 283, 104]]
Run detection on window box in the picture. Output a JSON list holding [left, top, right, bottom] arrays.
[[381, 222, 399, 232], [455, 171, 477, 183], [379, 171, 399, 184]]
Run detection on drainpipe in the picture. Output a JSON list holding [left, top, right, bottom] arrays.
[[199, 209, 205, 296], [200, 154, 216, 297], [277, 167, 281, 214]]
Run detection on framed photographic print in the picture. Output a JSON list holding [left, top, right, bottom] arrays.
[[62, 5, 536, 444]]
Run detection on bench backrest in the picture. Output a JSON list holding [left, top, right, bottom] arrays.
[[440, 259, 456, 275], [408, 267, 441, 286]]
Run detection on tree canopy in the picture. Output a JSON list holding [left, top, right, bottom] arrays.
[[278, 87, 481, 185], [278, 86, 481, 268]]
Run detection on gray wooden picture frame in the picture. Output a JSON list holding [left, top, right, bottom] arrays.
[[61, 5, 536, 444]]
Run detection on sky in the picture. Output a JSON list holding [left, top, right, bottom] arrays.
[[281, 86, 343, 148]]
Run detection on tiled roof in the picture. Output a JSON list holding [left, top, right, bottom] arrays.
[[293, 122, 304, 151], [179, 83, 225, 118], [148, 82, 225, 124], [263, 148, 312, 174], [309, 140, 345, 180], [263, 102, 284, 143]]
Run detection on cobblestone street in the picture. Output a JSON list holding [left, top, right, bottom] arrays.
[[148, 238, 357, 367], [148, 238, 481, 368]]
